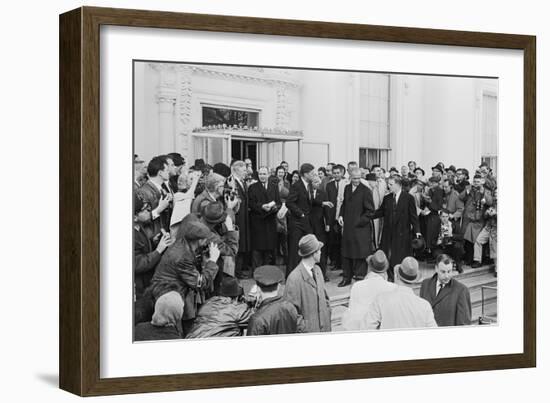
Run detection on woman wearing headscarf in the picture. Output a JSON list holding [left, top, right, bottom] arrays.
[[134, 291, 185, 341]]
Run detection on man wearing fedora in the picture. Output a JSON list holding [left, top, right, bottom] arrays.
[[420, 254, 472, 326], [284, 234, 332, 333], [186, 276, 254, 338], [342, 250, 397, 331], [373, 175, 421, 282], [366, 256, 437, 330], [247, 265, 302, 335]]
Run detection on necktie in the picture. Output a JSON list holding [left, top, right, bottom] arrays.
[[311, 267, 318, 286], [392, 193, 397, 210], [437, 283, 445, 295], [308, 183, 314, 201], [336, 180, 339, 193]]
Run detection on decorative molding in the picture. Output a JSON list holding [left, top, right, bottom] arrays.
[[275, 85, 291, 129], [179, 64, 301, 89]]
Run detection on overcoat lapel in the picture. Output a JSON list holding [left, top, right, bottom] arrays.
[[432, 279, 453, 307], [299, 263, 317, 289]]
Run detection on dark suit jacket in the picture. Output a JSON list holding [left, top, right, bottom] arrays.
[[419, 274, 472, 326], [310, 188, 331, 244], [286, 178, 313, 233], [325, 179, 341, 227], [248, 181, 281, 250], [373, 191, 420, 269], [133, 226, 161, 298], [136, 180, 170, 238]]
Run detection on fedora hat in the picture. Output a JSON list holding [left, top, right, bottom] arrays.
[[219, 276, 243, 297], [431, 163, 445, 173], [395, 256, 423, 284], [366, 250, 389, 273], [202, 202, 227, 225], [298, 234, 323, 257]]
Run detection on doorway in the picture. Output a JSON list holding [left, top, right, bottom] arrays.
[[231, 140, 258, 169]]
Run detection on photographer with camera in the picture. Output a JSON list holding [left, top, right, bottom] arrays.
[[191, 173, 239, 217], [148, 216, 223, 334]]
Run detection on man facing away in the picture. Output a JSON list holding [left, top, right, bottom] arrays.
[[284, 234, 332, 333], [186, 276, 254, 338], [365, 256, 437, 330], [247, 265, 302, 336], [342, 250, 397, 331], [420, 254, 472, 326]]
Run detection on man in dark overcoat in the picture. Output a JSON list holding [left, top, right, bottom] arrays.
[[285, 163, 316, 277], [248, 166, 281, 270], [373, 175, 421, 282], [419, 253, 472, 326], [337, 168, 375, 286]]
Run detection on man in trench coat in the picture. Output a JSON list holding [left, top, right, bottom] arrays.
[[373, 175, 421, 282], [337, 168, 375, 286], [284, 234, 332, 333]]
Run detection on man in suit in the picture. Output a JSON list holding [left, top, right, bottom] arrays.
[[248, 166, 281, 270], [337, 168, 375, 286], [420, 254, 472, 326], [364, 172, 384, 248], [373, 175, 421, 282], [136, 156, 173, 239], [284, 234, 331, 333], [286, 163, 316, 277], [310, 174, 332, 281], [229, 160, 252, 278], [325, 164, 345, 271]]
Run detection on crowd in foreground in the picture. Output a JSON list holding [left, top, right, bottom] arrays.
[[133, 153, 497, 340]]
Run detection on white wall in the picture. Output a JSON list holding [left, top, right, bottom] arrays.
[[2, 1, 546, 403]]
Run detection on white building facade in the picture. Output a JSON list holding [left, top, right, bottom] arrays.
[[134, 62, 498, 174]]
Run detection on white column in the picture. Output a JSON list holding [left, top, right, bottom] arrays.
[[156, 95, 176, 153]]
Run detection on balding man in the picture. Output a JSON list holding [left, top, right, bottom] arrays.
[[337, 167, 375, 287]]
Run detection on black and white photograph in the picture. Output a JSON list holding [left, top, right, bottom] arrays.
[[132, 61, 498, 341]]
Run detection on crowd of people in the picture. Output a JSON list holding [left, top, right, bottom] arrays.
[[133, 152, 497, 340]]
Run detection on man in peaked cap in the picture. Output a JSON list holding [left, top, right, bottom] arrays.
[[284, 234, 332, 332], [246, 266, 303, 336]]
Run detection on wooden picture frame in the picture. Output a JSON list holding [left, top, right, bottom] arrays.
[[59, 6, 536, 396]]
